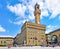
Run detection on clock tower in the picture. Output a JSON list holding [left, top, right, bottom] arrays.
[[15, 3, 47, 46], [34, 3, 41, 24]]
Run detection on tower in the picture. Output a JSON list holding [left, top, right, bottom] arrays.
[[15, 3, 47, 46], [34, 3, 41, 24]]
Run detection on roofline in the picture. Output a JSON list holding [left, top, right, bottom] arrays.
[[49, 28, 60, 34], [0, 37, 14, 39]]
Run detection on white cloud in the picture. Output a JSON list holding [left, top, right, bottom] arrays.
[[28, 14, 35, 20], [9, 19, 29, 25], [45, 0, 60, 19], [7, 4, 26, 17], [45, 25, 60, 34], [7, 0, 45, 20], [0, 25, 6, 32], [41, 9, 49, 18], [7, 0, 60, 25], [0, 35, 13, 37], [15, 19, 29, 25]]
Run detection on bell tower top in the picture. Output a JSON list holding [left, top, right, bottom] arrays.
[[34, 3, 41, 24]]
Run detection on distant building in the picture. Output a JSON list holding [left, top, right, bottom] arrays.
[[46, 29, 60, 44], [50, 29, 60, 44], [15, 3, 47, 46], [0, 37, 14, 46]]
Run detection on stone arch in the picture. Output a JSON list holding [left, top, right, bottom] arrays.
[[52, 35, 58, 44]]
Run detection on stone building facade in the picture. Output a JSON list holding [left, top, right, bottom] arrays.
[[46, 29, 60, 44], [15, 3, 47, 46], [50, 29, 60, 44], [0, 37, 14, 46]]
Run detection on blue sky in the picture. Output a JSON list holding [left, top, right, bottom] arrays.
[[0, 0, 60, 37]]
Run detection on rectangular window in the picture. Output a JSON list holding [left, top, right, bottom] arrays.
[[1, 41, 2, 44], [29, 40, 30, 43]]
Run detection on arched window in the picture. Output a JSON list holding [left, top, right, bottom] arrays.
[[52, 35, 58, 44], [59, 34, 60, 36], [35, 37, 37, 40]]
